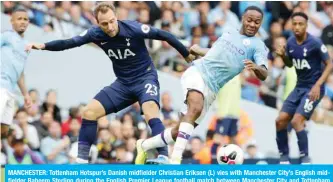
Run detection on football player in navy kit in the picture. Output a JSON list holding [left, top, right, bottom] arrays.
[[275, 12, 332, 164], [27, 2, 195, 164]]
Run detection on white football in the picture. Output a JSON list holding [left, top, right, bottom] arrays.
[[217, 144, 244, 165]]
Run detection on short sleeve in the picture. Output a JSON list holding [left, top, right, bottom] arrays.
[[253, 40, 269, 69], [316, 40, 330, 62]]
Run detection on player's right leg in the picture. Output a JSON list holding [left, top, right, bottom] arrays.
[[77, 81, 136, 163], [0, 88, 16, 139], [276, 88, 300, 164], [169, 90, 204, 164], [143, 66, 213, 164], [275, 112, 293, 164], [76, 99, 106, 163]]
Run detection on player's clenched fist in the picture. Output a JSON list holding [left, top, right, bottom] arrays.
[[189, 44, 201, 55], [185, 54, 196, 63], [25, 43, 45, 51], [275, 44, 286, 57]]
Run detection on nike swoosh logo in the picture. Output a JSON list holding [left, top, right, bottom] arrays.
[[101, 42, 108, 45], [289, 50, 294, 53]]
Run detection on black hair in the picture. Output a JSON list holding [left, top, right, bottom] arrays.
[[244, 6, 264, 18], [12, 7, 27, 14], [291, 12, 308, 21]]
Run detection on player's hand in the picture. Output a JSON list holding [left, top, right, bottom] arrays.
[[185, 54, 196, 63], [309, 85, 321, 101], [275, 44, 286, 57], [243, 59, 257, 71], [189, 44, 201, 56], [26, 43, 45, 51], [24, 94, 32, 109]]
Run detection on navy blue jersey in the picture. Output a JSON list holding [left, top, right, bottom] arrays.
[[44, 20, 189, 84], [286, 33, 330, 89]]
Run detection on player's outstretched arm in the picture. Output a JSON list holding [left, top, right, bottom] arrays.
[[27, 30, 92, 51], [141, 25, 193, 62]]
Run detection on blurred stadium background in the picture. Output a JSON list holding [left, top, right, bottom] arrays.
[[1, 1, 333, 165]]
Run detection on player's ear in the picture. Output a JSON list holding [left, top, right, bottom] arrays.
[[10, 14, 14, 24]]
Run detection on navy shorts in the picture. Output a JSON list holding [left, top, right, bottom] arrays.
[[281, 87, 324, 120], [215, 118, 238, 137], [94, 77, 160, 115]]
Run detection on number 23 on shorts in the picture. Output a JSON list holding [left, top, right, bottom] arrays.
[[145, 83, 158, 96]]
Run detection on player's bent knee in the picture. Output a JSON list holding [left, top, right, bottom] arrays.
[[82, 108, 97, 120], [82, 100, 106, 120], [275, 113, 291, 130], [291, 114, 306, 130], [142, 101, 159, 120]]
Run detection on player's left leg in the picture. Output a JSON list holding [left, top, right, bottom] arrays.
[[134, 78, 168, 164], [292, 90, 324, 164], [78, 81, 136, 163]]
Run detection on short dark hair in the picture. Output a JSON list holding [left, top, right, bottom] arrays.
[[93, 2, 116, 21], [12, 7, 27, 14], [291, 12, 308, 21], [244, 6, 264, 17]]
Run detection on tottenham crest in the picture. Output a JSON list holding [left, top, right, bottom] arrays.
[[141, 24, 150, 34], [303, 47, 308, 57], [321, 45, 327, 53]]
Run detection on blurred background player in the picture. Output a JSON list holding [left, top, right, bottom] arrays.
[[275, 12, 332, 164], [215, 75, 241, 145], [139, 6, 268, 164], [27, 2, 194, 164], [1, 8, 32, 139]]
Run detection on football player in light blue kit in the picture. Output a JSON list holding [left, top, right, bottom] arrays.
[[1, 8, 32, 139], [136, 6, 269, 164]]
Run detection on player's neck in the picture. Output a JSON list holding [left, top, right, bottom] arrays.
[[295, 33, 307, 45], [16, 31, 24, 38]]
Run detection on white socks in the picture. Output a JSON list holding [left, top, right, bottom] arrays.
[[171, 122, 194, 161], [142, 128, 175, 152]]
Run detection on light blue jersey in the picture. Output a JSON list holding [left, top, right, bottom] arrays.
[[0, 30, 29, 93], [194, 26, 268, 93]]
